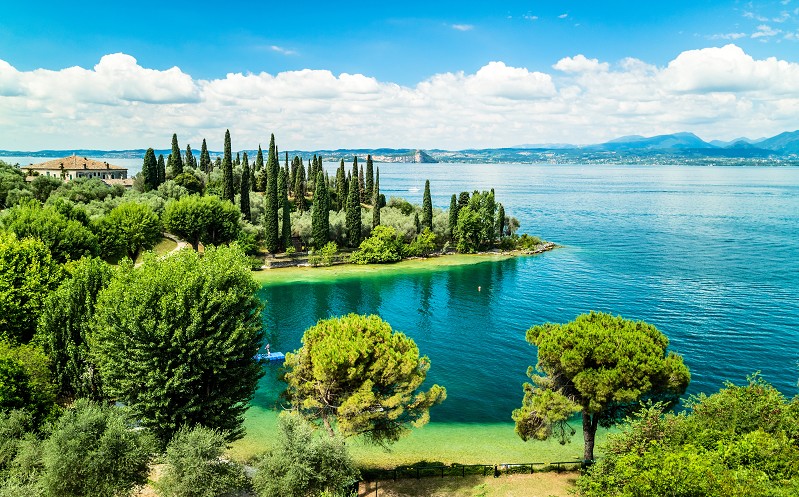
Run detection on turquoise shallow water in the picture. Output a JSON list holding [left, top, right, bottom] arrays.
[[256, 164, 799, 423]]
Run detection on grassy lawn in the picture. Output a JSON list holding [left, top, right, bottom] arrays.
[[252, 253, 515, 286], [358, 472, 579, 497]]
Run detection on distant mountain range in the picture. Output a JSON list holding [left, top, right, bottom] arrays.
[[2, 130, 798, 166]]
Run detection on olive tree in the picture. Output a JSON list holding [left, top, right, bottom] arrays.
[[512, 311, 690, 461], [283, 314, 446, 444]]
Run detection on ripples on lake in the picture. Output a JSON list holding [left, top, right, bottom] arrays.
[[259, 164, 799, 422]]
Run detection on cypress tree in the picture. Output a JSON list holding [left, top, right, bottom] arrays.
[[255, 145, 266, 192], [222, 129, 234, 203], [235, 152, 241, 167], [372, 167, 381, 228], [422, 179, 433, 231], [312, 170, 329, 249], [280, 169, 292, 251], [306, 159, 313, 189], [336, 159, 346, 211], [358, 164, 365, 203], [458, 191, 470, 208], [290, 156, 299, 193], [240, 152, 251, 221], [264, 134, 279, 253], [277, 162, 286, 207], [171, 133, 183, 175], [213, 156, 221, 173], [448, 194, 459, 241], [186, 144, 195, 170], [414, 212, 421, 234], [295, 182, 307, 213], [346, 158, 361, 247], [200, 139, 211, 173], [157, 154, 166, 186], [143, 148, 158, 191], [365, 155, 374, 201], [294, 158, 306, 199], [496, 203, 506, 238]]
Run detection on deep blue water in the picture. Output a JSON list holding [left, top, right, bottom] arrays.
[[257, 164, 799, 423]]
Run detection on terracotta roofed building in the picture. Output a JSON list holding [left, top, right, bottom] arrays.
[[21, 155, 129, 182]]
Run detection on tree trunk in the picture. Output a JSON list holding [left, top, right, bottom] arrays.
[[323, 413, 335, 438], [582, 411, 598, 462]]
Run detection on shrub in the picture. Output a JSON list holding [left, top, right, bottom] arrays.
[[252, 413, 358, 497], [516, 234, 543, 250], [351, 225, 403, 264], [156, 426, 249, 497], [40, 400, 155, 497], [308, 242, 338, 267], [405, 228, 437, 257]]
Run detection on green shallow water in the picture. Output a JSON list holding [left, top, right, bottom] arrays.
[[232, 404, 609, 467]]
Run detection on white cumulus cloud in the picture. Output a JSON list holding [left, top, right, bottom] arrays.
[[1, 45, 798, 150]]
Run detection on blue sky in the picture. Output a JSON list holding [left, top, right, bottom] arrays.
[[1, 1, 798, 149]]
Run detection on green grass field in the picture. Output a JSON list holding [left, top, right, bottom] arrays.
[[251, 253, 515, 286]]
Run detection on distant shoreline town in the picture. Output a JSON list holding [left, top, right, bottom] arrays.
[[2, 130, 798, 167]]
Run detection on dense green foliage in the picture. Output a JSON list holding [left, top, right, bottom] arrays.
[[0, 232, 61, 343], [1, 201, 98, 263], [51, 177, 123, 204], [0, 161, 26, 209], [37, 257, 112, 400], [283, 314, 446, 444], [90, 246, 264, 444], [351, 225, 404, 264], [311, 171, 329, 249], [156, 426, 249, 497], [253, 413, 359, 497], [94, 201, 161, 261], [577, 377, 799, 496], [162, 195, 240, 251], [38, 400, 155, 497], [0, 341, 56, 424], [513, 311, 690, 461]]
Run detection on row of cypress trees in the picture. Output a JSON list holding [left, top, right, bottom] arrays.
[[143, 131, 397, 252]]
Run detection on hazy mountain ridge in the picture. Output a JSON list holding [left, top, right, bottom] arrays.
[[2, 130, 798, 165]]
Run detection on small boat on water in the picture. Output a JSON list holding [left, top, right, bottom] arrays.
[[254, 352, 285, 362]]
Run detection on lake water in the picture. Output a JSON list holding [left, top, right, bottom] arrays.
[[256, 163, 799, 425], [6, 155, 798, 421]]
